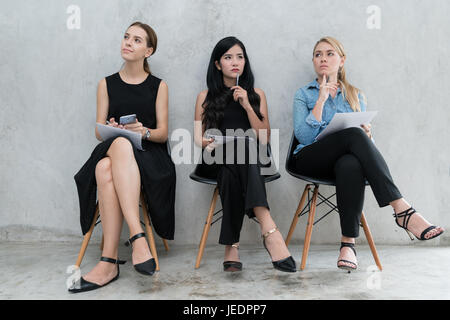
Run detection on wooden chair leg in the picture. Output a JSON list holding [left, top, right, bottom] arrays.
[[300, 185, 319, 271], [141, 193, 160, 271], [163, 239, 170, 251], [75, 205, 100, 267], [285, 185, 311, 246], [195, 187, 219, 269], [361, 212, 383, 271]]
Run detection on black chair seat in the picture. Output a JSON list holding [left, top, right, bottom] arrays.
[[286, 172, 337, 186], [189, 172, 218, 185], [287, 171, 369, 187], [189, 169, 281, 185]]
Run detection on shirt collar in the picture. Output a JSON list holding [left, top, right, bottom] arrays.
[[307, 79, 320, 89]]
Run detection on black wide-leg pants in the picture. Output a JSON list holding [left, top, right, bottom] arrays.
[[293, 127, 402, 238], [214, 139, 269, 245]]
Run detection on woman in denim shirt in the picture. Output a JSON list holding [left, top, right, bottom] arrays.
[[292, 36, 444, 271]]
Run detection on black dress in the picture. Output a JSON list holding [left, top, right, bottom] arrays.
[[196, 97, 269, 245], [74, 72, 176, 240]]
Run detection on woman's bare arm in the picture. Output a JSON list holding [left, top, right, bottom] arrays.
[[95, 78, 109, 141], [148, 81, 169, 143], [246, 88, 271, 144], [194, 90, 215, 148]]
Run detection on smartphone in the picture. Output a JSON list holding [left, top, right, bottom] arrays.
[[119, 114, 136, 125]]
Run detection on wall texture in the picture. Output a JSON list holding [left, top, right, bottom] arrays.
[[1, 0, 449, 247]]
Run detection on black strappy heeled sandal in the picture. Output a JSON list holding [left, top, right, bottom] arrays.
[[393, 207, 444, 241], [337, 242, 357, 272], [68, 257, 126, 293], [223, 243, 242, 272], [125, 232, 156, 276], [262, 227, 297, 273]]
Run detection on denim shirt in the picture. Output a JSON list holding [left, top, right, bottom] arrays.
[[292, 79, 368, 154]]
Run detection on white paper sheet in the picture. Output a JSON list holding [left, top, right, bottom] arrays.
[[96, 123, 143, 151], [315, 111, 378, 141], [205, 134, 255, 145]]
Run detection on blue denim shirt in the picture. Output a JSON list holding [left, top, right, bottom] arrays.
[[293, 79, 368, 154]]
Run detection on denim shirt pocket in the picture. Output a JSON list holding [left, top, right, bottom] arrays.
[[306, 99, 316, 110]]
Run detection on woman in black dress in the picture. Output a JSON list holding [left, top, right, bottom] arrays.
[[70, 22, 176, 293], [194, 37, 296, 272]]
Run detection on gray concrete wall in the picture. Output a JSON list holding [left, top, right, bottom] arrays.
[[1, 0, 449, 246]]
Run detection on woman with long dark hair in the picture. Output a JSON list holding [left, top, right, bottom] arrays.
[[194, 36, 296, 273], [292, 36, 444, 271], [70, 22, 176, 293]]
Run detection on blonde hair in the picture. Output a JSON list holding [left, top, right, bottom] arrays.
[[313, 36, 365, 112]]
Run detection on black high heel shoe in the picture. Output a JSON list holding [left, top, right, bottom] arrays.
[[68, 257, 126, 293], [337, 242, 357, 272], [393, 207, 444, 241], [262, 227, 297, 273], [223, 243, 242, 272], [125, 232, 156, 276]]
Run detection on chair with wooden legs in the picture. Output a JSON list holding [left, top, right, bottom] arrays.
[[191, 144, 280, 269], [74, 192, 170, 271], [284, 133, 382, 271]]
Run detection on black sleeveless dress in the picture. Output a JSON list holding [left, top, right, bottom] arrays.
[[74, 72, 176, 240], [196, 97, 269, 245]]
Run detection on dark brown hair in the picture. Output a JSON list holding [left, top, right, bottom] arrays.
[[128, 22, 157, 74]]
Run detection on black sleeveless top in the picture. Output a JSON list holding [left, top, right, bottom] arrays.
[[195, 96, 255, 179], [219, 98, 252, 133], [105, 72, 160, 149]]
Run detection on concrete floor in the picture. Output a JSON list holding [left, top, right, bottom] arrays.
[[1, 241, 449, 300]]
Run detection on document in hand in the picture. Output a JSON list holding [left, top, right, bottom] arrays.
[[315, 111, 378, 141], [96, 123, 144, 151], [206, 134, 255, 145]]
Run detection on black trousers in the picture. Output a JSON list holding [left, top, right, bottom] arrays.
[[208, 139, 269, 245], [293, 127, 402, 238], [217, 163, 269, 245]]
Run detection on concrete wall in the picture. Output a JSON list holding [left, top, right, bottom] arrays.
[[1, 0, 449, 246]]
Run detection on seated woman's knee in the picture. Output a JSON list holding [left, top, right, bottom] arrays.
[[334, 154, 362, 174], [340, 127, 369, 146], [109, 137, 133, 154], [95, 157, 113, 184], [341, 127, 366, 138]]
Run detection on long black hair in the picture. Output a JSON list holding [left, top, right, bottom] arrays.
[[202, 36, 264, 130]]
